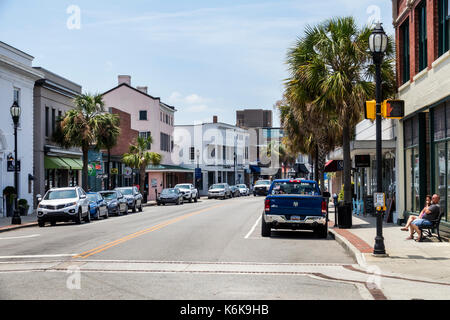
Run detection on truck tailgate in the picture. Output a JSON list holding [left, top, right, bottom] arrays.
[[266, 195, 323, 216]]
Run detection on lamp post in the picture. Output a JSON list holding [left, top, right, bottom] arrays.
[[369, 22, 388, 256], [10, 101, 21, 225], [196, 149, 200, 189]]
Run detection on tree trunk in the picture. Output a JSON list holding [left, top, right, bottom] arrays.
[[139, 166, 146, 195], [82, 146, 89, 191], [314, 145, 319, 183], [342, 122, 352, 204], [317, 140, 327, 193]]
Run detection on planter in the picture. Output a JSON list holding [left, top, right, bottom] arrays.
[[19, 206, 29, 216]]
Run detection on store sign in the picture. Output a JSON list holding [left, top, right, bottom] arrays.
[[355, 155, 370, 168], [88, 164, 96, 176], [7, 160, 20, 172], [124, 167, 133, 177], [110, 168, 119, 175]]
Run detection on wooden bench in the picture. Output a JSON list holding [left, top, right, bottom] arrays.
[[418, 211, 445, 242]]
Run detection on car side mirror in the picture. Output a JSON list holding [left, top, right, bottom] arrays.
[[322, 192, 331, 198], [80, 195, 87, 199]]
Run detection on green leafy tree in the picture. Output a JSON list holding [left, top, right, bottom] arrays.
[[122, 136, 162, 193], [54, 93, 105, 191], [96, 113, 121, 190]]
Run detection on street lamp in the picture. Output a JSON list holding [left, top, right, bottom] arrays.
[[369, 22, 388, 256], [10, 101, 21, 225]]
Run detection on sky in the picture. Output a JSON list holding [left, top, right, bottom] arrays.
[[0, 0, 394, 127]]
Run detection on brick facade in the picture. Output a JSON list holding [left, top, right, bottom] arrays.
[[394, 0, 442, 87], [109, 107, 139, 156]]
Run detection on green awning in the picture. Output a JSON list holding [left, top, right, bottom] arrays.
[[44, 156, 71, 170], [60, 157, 83, 170]]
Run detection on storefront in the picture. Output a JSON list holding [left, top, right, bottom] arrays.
[[44, 156, 82, 192], [402, 97, 450, 225]]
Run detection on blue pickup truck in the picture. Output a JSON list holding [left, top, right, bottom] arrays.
[[261, 179, 330, 238]]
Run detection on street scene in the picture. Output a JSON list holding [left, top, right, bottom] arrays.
[[0, 0, 450, 306]]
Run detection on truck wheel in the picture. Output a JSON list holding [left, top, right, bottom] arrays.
[[316, 225, 328, 239], [38, 220, 45, 228], [189, 196, 193, 203], [261, 216, 271, 237], [75, 209, 82, 224], [194, 194, 198, 202]]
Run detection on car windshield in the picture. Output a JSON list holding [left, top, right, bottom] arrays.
[[175, 184, 190, 189], [101, 192, 117, 200], [256, 181, 270, 185], [238, 185, 247, 188], [87, 194, 98, 202], [270, 181, 319, 196], [44, 190, 77, 200], [162, 189, 177, 194], [117, 188, 133, 195], [211, 184, 225, 189]]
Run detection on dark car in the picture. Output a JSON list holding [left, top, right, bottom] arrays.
[[99, 190, 128, 216], [87, 192, 109, 220], [157, 188, 184, 206], [230, 185, 241, 197], [115, 186, 143, 213]]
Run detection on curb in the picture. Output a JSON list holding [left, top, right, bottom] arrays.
[[0, 222, 38, 234], [328, 228, 367, 267]]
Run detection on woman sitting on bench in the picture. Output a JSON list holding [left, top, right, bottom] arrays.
[[401, 195, 431, 233]]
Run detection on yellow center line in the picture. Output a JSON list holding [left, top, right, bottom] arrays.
[[73, 203, 226, 259]]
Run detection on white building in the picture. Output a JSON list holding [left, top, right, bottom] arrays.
[[174, 117, 250, 196], [0, 41, 43, 216]]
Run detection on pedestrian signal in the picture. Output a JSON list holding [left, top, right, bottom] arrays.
[[382, 100, 404, 119]]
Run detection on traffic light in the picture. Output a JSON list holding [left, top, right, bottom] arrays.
[[365, 100, 376, 120], [382, 100, 405, 119]]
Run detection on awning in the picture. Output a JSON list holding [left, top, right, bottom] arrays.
[[296, 163, 309, 174], [146, 164, 194, 173], [60, 157, 83, 170], [44, 156, 71, 170], [324, 160, 344, 172], [44, 156, 82, 170], [250, 165, 261, 173]]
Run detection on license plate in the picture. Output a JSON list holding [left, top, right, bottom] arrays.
[[291, 216, 301, 221]]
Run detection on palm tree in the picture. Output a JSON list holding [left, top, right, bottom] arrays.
[[96, 113, 121, 190], [122, 136, 162, 193], [54, 93, 106, 191], [284, 16, 395, 201]]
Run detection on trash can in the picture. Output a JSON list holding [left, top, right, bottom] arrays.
[[143, 191, 148, 204], [338, 202, 352, 229]]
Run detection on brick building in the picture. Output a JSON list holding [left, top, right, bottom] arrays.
[[392, 0, 449, 228]]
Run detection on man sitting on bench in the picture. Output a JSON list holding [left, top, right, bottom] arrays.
[[407, 194, 441, 241]]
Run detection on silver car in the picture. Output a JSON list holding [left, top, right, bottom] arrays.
[[37, 187, 90, 227], [208, 183, 232, 200], [237, 184, 250, 196]]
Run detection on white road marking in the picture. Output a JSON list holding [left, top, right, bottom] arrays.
[[0, 234, 41, 240], [245, 216, 262, 239], [0, 254, 78, 259]]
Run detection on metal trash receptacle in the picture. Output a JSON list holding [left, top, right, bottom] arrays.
[[338, 202, 352, 229]]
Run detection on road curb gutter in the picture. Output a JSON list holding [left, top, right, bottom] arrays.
[[328, 228, 367, 267], [0, 222, 38, 234]]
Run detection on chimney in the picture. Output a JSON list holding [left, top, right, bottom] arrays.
[[213, 116, 218, 123], [136, 86, 148, 94], [118, 75, 131, 86]]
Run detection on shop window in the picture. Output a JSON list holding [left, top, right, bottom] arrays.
[[434, 104, 446, 140], [435, 142, 447, 217], [447, 143, 450, 221], [405, 147, 420, 212]]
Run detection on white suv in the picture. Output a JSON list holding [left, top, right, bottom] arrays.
[[174, 184, 199, 203], [37, 187, 90, 227]]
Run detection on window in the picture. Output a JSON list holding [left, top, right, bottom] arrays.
[[190, 147, 195, 161], [13, 88, 20, 104], [401, 19, 410, 84], [438, 0, 449, 56], [417, 1, 427, 72], [139, 110, 148, 121], [165, 114, 169, 124], [52, 108, 56, 135], [139, 131, 152, 149], [160, 133, 171, 152], [45, 107, 49, 137], [160, 112, 162, 121]]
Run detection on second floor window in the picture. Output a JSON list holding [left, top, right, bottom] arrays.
[[417, 1, 427, 72], [139, 110, 148, 121], [438, 0, 449, 56], [401, 19, 410, 84], [190, 147, 195, 161]]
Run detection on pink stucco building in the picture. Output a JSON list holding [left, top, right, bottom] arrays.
[[103, 75, 193, 200]]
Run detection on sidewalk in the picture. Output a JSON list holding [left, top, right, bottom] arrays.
[[0, 213, 38, 233], [327, 204, 450, 284]]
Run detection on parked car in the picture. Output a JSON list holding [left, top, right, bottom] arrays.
[[261, 179, 330, 238], [237, 184, 250, 196], [157, 188, 184, 206], [253, 180, 272, 196], [230, 185, 241, 197], [87, 192, 109, 220], [208, 183, 232, 199], [174, 184, 199, 203], [115, 186, 143, 212], [37, 187, 90, 227], [99, 190, 128, 216]]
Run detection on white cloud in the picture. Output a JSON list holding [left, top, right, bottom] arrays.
[[168, 92, 214, 113]]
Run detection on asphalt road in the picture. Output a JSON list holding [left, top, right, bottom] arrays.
[[0, 196, 371, 300]]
